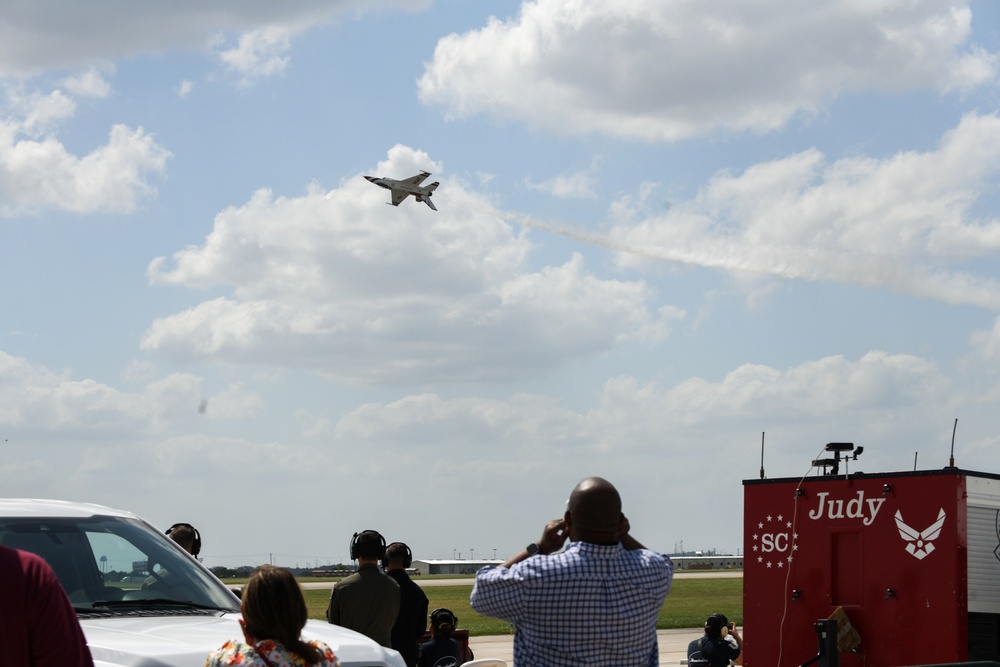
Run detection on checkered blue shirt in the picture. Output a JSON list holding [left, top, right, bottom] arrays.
[[470, 541, 674, 666]]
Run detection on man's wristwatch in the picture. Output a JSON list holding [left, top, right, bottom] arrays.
[[526, 542, 541, 556]]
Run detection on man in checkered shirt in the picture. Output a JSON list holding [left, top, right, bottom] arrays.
[[470, 477, 674, 666]]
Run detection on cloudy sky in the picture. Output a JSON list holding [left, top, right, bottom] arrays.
[[3, 0, 1000, 567]]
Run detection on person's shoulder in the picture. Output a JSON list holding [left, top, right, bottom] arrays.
[[8, 545, 42, 569], [11, 547, 59, 583], [336, 571, 362, 585], [308, 639, 340, 665], [206, 639, 259, 666], [621, 547, 672, 565], [399, 574, 424, 593]]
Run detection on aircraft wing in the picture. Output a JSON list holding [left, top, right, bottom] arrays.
[[390, 189, 410, 206], [400, 171, 431, 186]]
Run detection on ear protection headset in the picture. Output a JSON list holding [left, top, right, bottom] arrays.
[[430, 608, 457, 635], [705, 613, 728, 638], [166, 523, 202, 557], [382, 542, 413, 569], [350, 529, 386, 560]]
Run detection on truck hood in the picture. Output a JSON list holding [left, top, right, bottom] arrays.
[[82, 613, 405, 667]]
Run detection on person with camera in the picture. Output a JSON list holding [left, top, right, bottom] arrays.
[[687, 613, 742, 667], [470, 476, 674, 666], [416, 608, 471, 667]]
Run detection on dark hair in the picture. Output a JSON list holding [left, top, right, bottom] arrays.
[[704, 613, 729, 638], [352, 530, 386, 560], [242, 566, 324, 664], [430, 608, 457, 637], [384, 542, 412, 568], [165, 523, 201, 556]]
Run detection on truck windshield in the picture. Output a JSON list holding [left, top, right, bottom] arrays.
[[0, 515, 240, 614]]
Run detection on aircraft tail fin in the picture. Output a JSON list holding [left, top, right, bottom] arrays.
[[426, 181, 439, 193], [423, 196, 437, 211]]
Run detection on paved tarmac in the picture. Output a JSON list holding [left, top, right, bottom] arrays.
[[469, 627, 702, 666]]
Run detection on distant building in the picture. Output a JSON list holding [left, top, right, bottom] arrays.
[[670, 555, 743, 570], [410, 559, 503, 576]]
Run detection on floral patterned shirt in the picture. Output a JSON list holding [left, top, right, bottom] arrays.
[[205, 638, 340, 667]]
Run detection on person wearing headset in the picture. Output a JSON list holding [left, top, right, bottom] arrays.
[[165, 523, 201, 557], [687, 613, 742, 667], [383, 542, 428, 667], [143, 522, 202, 590], [416, 608, 472, 667], [326, 529, 400, 648]]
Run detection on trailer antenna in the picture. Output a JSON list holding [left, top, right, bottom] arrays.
[[948, 418, 958, 468], [914, 451, 918, 471], [760, 431, 766, 479]]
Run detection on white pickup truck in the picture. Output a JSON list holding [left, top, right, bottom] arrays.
[[0, 498, 406, 667]]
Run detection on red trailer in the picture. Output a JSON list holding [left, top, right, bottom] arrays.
[[743, 451, 1000, 666]]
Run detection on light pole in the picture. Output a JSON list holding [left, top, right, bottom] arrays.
[[470, 548, 475, 560]]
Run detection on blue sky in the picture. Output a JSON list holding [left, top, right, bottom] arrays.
[[3, 0, 1000, 567]]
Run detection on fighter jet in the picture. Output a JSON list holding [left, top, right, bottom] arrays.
[[364, 171, 439, 211]]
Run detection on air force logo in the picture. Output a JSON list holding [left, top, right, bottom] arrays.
[[894, 508, 946, 559]]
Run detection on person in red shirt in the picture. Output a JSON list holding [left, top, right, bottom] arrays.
[[0, 544, 94, 667]]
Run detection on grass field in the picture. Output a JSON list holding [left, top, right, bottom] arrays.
[[301, 577, 742, 636]]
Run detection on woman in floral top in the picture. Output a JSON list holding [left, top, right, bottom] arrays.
[[205, 565, 340, 667]]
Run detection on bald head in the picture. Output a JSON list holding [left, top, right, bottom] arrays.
[[565, 477, 623, 544]]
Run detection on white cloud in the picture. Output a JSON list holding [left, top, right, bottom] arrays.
[[0, 350, 260, 435], [0, 78, 171, 217], [177, 80, 195, 98], [3, 336, 997, 560], [418, 0, 998, 140], [0, 121, 171, 216], [0, 1, 432, 77], [60, 68, 113, 98], [525, 167, 598, 199], [970, 316, 1000, 362], [3, 85, 76, 136], [143, 145, 676, 383], [217, 25, 294, 83], [327, 347, 964, 481], [605, 113, 1000, 309]]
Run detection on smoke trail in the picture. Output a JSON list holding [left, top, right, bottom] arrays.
[[498, 209, 673, 263]]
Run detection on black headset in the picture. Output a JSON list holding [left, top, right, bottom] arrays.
[[382, 542, 413, 569], [166, 523, 201, 557], [430, 607, 457, 635], [350, 529, 386, 560], [705, 613, 729, 638]]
